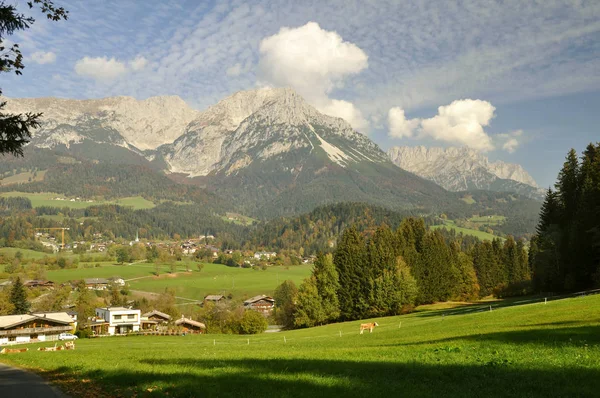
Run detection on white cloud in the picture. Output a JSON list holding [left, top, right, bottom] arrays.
[[226, 63, 242, 77], [31, 51, 56, 64], [388, 107, 420, 138], [388, 99, 499, 152], [319, 99, 369, 131], [498, 130, 523, 153], [75, 56, 128, 81], [258, 22, 369, 131], [130, 56, 147, 71]]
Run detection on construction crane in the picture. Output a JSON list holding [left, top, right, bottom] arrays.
[[34, 227, 70, 249]]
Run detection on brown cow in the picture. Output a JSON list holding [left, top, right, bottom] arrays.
[[359, 322, 379, 334]]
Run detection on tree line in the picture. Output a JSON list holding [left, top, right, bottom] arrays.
[[530, 143, 600, 292], [274, 219, 531, 328]]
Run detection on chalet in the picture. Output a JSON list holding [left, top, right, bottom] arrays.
[[85, 278, 110, 290], [0, 312, 74, 345], [244, 295, 275, 316], [91, 307, 141, 335], [254, 251, 277, 260], [141, 310, 171, 331], [175, 316, 206, 334], [204, 295, 225, 304], [24, 280, 55, 289], [143, 310, 172, 324]]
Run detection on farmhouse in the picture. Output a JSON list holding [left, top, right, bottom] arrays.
[[108, 277, 125, 286], [24, 280, 55, 289], [204, 294, 225, 304], [92, 307, 141, 335], [85, 278, 110, 290], [0, 312, 74, 345], [175, 316, 206, 334], [244, 295, 275, 315], [143, 310, 171, 324]]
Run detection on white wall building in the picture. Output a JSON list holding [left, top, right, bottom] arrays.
[[0, 312, 74, 345], [94, 307, 141, 335]]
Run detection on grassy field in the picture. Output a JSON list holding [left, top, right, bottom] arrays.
[[129, 263, 313, 300], [0, 170, 47, 185], [0, 294, 598, 397], [0, 192, 155, 210], [0, 247, 51, 259], [469, 215, 506, 225], [431, 220, 500, 241]]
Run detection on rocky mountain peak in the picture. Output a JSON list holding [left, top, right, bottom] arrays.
[[387, 146, 543, 199]]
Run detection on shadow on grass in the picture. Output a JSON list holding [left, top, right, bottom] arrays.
[[396, 324, 600, 347], [43, 356, 600, 398]]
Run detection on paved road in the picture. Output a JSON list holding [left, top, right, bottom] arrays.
[[0, 362, 67, 397]]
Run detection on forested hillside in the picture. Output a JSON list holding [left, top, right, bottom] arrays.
[[531, 143, 600, 292]]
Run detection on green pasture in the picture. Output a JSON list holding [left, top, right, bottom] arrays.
[[431, 220, 500, 241], [469, 215, 506, 225], [44, 262, 196, 283], [129, 263, 313, 301], [1, 294, 599, 397], [0, 170, 47, 185], [0, 192, 155, 210], [0, 247, 51, 259]]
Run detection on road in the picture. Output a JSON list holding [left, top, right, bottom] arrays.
[[0, 362, 67, 398]]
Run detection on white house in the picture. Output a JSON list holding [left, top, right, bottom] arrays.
[[253, 251, 277, 260], [0, 312, 74, 345], [93, 307, 141, 335]]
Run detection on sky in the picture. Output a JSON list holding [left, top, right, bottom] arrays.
[[3, 0, 600, 188]]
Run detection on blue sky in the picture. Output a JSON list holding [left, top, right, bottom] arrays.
[[3, 0, 600, 187]]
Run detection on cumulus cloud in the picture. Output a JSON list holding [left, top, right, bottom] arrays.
[[130, 56, 148, 71], [498, 130, 523, 153], [388, 99, 503, 152], [226, 63, 242, 77], [388, 108, 420, 138], [258, 22, 369, 131], [75, 56, 128, 81], [31, 51, 56, 64]]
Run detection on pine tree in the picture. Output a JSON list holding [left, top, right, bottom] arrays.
[[313, 253, 340, 322], [333, 226, 368, 320], [416, 230, 459, 303], [503, 236, 519, 285], [450, 242, 480, 300], [9, 276, 30, 314]]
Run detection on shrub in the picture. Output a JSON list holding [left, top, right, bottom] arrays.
[[239, 310, 268, 334]]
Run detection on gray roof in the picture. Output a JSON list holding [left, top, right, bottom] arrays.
[[0, 313, 72, 329], [204, 295, 225, 301], [244, 295, 275, 304], [85, 278, 110, 284], [142, 310, 172, 320]]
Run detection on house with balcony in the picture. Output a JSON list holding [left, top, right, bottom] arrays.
[[0, 312, 74, 345], [244, 295, 275, 316], [93, 307, 141, 335]]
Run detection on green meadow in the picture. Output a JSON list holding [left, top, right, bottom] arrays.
[[0, 247, 51, 259], [431, 219, 500, 241], [128, 263, 313, 300], [0, 192, 155, 210], [1, 294, 599, 397]]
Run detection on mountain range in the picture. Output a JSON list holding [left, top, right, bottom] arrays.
[[387, 146, 545, 200], [2, 88, 541, 223]]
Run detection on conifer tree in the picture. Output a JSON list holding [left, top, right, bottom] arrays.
[[416, 230, 459, 303], [313, 253, 340, 322], [334, 226, 368, 320], [9, 276, 30, 314]]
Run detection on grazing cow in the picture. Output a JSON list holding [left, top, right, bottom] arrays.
[[0, 347, 29, 354], [359, 322, 379, 334]]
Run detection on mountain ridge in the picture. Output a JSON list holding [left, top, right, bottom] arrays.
[[387, 146, 544, 200]]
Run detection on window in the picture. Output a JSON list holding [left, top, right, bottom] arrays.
[[114, 315, 122, 320], [127, 314, 135, 319], [9, 336, 16, 342]]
